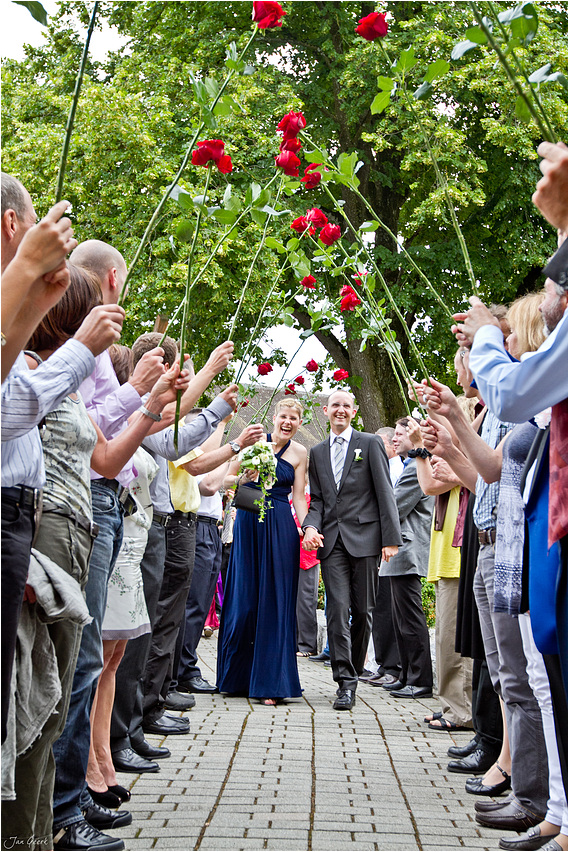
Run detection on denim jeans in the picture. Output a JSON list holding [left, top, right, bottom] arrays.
[[52, 482, 124, 830]]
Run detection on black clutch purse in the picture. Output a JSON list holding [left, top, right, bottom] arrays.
[[232, 479, 262, 514]]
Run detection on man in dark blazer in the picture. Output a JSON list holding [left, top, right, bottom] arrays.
[[380, 418, 434, 699], [303, 391, 402, 710]]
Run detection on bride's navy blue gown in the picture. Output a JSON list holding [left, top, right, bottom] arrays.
[[217, 437, 302, 699]]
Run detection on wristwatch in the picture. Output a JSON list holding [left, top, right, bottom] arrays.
[[229, 441, 241, 454]]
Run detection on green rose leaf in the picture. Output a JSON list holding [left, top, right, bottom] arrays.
[[286, 238, 299, 251], [395, 47, 417, 73], [424, 59, 450, 83], [510, 5, 538, 44], [265, 237, 286, 253], [175, 220, 195, 242], [371, 91, 392, 115], [528, 62, 552, 83], [359, 221, 379, 232], [13, 0, 48, 25], [250, 208, 267, 226], [245, 182, 262, 205], [413, 81, 433, 101], [465, 25, 488, 44], [515, 94, 532, 122], [213, 209, 237, 225], [451, 40, 482, 60]]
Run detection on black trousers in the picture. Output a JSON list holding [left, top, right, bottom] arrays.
[[471, 657, 503, 751], [1, 490, 36, 743], [111, 520, 167, 751], [371, 576, 401, 677], [177, 518, 222, 684], [142, 515, 196, 723], [320, 535, 378, 692], [389, 574, 433, 687]]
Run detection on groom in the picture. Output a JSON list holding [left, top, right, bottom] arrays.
[[303, 390, 401, 710]]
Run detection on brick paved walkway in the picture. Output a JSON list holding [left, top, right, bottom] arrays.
[[115, 636, 503, 851]]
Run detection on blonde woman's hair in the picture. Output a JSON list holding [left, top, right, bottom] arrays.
[[456, 394, 478, 423], [275, 397, 303, 418], [506, 291, 547, 356]]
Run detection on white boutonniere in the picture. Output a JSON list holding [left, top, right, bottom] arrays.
[[534, 408, 552, 429], [354, 449, 362, 462]]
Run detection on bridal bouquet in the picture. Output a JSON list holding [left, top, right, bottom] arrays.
[[239, 440, 277, 521]]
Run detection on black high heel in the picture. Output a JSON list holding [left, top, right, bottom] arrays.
[[87, 786, 122, 808], [107, 784, 131, 803]]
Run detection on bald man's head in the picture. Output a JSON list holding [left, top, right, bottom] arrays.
[[70, 240, 127, 304]]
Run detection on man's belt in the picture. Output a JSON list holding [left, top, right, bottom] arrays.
[[153, 511, 172, 528], [478, 528, 496, 545], [2, 485, 42, 511], [197, 515, 219, 526], [42, 503, 99, 538], [94, 477, 126, 502], [171, 510, 197, 521]]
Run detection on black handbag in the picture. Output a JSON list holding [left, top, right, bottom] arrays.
[[232, 478, 262, 514]]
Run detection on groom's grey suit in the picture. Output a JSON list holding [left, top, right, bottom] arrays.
[[304, 430, 402, 692]]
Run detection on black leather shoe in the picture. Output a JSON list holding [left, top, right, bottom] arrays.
[[382, 680, 404, 691], [165, 690, 196, 710], [308, 651, 330, 662], [112, 747, 159, 773], [448, 735, 480, 758], [475, 801, 544, 831], [178, 676, 217, 694], [82, 802, 132, 830], [465, 764, 511, 796], [333, 689, 355, 710], [447, 745, 500, 774], [392, 685, 433, 699], [132, 739, 171, 760], [498, 825, 559, 850], [143, 712, 190, 735], [53, 819, 125, 850]]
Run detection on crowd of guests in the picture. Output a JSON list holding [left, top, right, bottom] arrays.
[[0, 137, 567, 852]]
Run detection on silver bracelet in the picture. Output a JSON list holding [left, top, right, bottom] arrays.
[[139, 405, 162, 422]]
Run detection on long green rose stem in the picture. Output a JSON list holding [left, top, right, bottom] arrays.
[[318, 183, 431, 381], [120, 25, 259, 305], [228, 177, 285, 340], [173, 164, 213, 450], [55, 1, 98, 202], [470, 2, 555, 143], [158, 172, 280, 347], [235, 255, 291, 382], [301, 131, 455, 322]]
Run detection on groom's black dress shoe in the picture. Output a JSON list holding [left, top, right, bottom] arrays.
[[143, 712, 190, 735], [178, 676, 218, 694], [112, 747, 159, 774], [309, 651, 330, 662], [82, 802, 132, 830], [333, 689, 355, 710], [382, 680, 404, 691]]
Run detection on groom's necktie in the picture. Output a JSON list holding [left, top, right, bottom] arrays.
[[333, 436, 345, 489]]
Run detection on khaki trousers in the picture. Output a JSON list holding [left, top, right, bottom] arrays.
[[435, 577, 473, 726]]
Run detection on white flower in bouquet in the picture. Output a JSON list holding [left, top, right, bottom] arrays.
[[239, 440, 277, 521]]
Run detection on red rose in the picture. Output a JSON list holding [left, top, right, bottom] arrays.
[[252, 1, 286, 29], [240, 399, 250, 408], [277, 111, 307, 140], [306, 359, 319, 372], [319, 223, 341, 246], [291, 216, 309, 234], [340, 286, 361, 312], [353, 272, 367, 286], [257, 362, 273, 376], [300, 274, 317, 289], [306, 207, 328, 228], [279, 137, 302, 153], [284, 383, 297, 395], [333, 368, 350, 381], [355, 11, 388, 41], [301, 163, 322, 189], [192, 139, 232, 173], [275, 150, 301, 177], [294, 376, 305, 385]]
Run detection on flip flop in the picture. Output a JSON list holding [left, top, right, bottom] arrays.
[[424, 711, 443, 723], [428, 717, 470, 731], [296, 651, 312, 657]]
